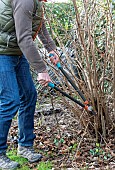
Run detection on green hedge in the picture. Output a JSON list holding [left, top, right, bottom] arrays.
[[45, 3, 75, 44]]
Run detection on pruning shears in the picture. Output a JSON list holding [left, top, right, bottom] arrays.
[[48, 53, 96, 115]]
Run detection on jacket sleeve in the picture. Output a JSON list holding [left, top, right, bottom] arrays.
[[38, 21, 57, 52], [12, 0, 46, 73]]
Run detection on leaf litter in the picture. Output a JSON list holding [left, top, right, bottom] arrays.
[[8, 97, 115, 170]]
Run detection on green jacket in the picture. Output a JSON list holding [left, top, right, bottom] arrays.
[[0, 0, 43, 55]]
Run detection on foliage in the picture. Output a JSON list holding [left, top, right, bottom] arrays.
[[89, 143, 112, 160], [54, 137, 65, 146], [45, 2, 75, 44], [37, 161, 53, 170]]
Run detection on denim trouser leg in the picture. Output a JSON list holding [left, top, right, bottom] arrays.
[[0, 56, 20, 154], [0, 55, 37, 153], [16, 56, 37, 147]]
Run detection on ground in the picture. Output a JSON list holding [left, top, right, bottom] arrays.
[[8, 95, 115, 170]]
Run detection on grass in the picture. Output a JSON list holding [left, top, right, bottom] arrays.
[[7, 149, 29, 169], [7, 149, 28, 165], [37, 161, 53, 170], [7, 149, 53, 170]]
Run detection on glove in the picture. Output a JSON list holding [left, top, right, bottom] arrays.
[[49, 50, 60, 66], [37, 70, 51, 86]]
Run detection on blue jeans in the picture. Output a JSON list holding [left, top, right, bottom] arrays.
[[0, 55, 37, 154]]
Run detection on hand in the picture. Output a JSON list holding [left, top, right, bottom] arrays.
[[37, 71, 51, 87], [49, 50, 60, 66]]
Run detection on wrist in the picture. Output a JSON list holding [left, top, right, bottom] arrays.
[[38, 70, 47, 74], [49, 49, 57, 54]]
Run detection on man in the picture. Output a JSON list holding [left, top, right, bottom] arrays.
[[0, 0, 59, 169]]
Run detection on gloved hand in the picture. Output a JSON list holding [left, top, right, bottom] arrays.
[[37, 70, 51, 86], [49, 50, 60, 66]]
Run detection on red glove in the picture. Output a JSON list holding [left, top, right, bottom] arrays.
[[49, 51, 60, 66]]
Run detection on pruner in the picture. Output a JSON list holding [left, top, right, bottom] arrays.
[[48, 53, 96, 115]]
